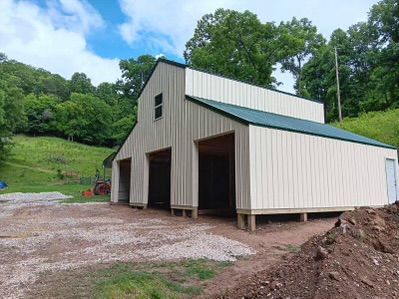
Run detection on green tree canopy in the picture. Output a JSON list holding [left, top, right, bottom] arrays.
[[119, 55, 157, 100], [184, 9, 283, 87], [24, 94, 58, 134], [301, 0, 399, 121], [69, 72, 94, 94], [278, 17, 325, 94], [56, 93, 112, 145]]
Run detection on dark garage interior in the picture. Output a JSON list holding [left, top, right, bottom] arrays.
[[198, 133, 235, 215], [118, 158, 131, 203], [148, 148, 172, 209]]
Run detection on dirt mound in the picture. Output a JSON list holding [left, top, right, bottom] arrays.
[[219, 204, 399, 299]]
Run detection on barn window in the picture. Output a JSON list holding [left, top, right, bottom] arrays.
[[154, 93, 163, 120]]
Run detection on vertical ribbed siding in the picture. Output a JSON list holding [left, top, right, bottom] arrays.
[[249, 125, 399, 210], [111, 160, 119, 202], [112, 62, 251, 209], [186, 68, 325, 123]]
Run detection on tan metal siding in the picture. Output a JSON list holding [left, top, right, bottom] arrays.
[[249, 125, 399, 210], [112, 62, 251, 209], [186, 68, 325, 123]]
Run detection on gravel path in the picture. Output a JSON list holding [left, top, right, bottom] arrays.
[[0, 191, 72, 202], [0, 197, 254, 298]]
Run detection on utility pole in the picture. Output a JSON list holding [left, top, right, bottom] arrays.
[[334, 47, 343, 122]]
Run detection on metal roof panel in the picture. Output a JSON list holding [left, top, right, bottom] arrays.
[[187, 95, 396, 149]]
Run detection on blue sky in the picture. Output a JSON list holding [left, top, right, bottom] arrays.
[[0, 0, 378, 91]]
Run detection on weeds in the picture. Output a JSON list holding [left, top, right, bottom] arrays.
[[92, 261, 227, 299], [286, 244, 301, 253]]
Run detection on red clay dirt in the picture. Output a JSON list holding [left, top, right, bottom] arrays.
[[218, 204, 399, 299]]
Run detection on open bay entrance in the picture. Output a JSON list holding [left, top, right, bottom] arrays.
[[147, 148, 171, 209], [198, 133, 235, 216]]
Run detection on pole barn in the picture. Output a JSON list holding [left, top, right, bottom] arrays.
[[111, 59, 399, 231]]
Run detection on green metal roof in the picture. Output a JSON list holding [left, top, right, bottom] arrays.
[[187, 96, 396, 149]]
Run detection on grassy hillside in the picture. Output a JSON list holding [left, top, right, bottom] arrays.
[[334, 109, 399, 148], [0, 135, 114, 198]]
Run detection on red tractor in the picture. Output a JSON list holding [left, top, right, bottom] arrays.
[[94, 179, 111, 196]]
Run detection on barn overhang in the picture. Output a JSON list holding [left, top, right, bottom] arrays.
[[186, 95, 396, 150]]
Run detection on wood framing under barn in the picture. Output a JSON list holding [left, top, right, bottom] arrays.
[[111, 59, 399, 231]]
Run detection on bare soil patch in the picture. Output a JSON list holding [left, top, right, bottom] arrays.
[[220, 204, 399, 299]]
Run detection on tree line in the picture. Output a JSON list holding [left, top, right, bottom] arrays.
[[0, 0, 397, 162], [0, 54, 157, 162], [185, 0, 398, 121]]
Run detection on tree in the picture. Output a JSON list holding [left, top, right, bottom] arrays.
[[300, 0, 399, 121], [184, 9, 283, 87], [0, 89, 12, 164], [0, 83, 25, 163], [37, 74, 70, 101], [24, 94, 58, 135], [56, 100, 84, 142], [278, 17, 325, 94], [110, 114, 136, 145], [369, 0, 399, 44], [119, 55, 157, 101], [95, 82, 119, 106], [0, 53, 7, 63], [55, 93, 112, 145], [367, 0, 399, 109], [69, 72, 94, 94], [2, 86, 27, 132]]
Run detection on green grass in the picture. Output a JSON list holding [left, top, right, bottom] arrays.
[[0, 135, 114, 200], [91, 260, 231, 299], [7, 135, 113, 176], [183, 260, 218, 280], [95, 265, 201, 299], [334, 108, 399, 148]]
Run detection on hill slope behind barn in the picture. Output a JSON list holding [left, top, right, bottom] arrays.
[[0, 135, 113, 197], [220, 204, 399, 299], [334, 108, 399, 148]]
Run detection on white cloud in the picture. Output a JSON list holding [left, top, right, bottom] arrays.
[[0, 0, 120, 85], [118, 0, 232, 56], [118, 0, 378, 92], [47, 0, 104, 34]]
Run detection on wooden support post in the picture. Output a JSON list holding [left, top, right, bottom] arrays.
[[191, 208, 198, 219], [182, 209, 187, 217], [237, 213, 246, 230], [171, 208, 175, 216], [248, 215, 256, 232], [300, 213, 308, 222]]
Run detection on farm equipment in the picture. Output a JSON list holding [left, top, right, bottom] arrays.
[[94, 179, 111, 196]]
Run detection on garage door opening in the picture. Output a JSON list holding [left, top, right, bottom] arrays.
[[148, 148, 171, 209], [118, 158, 131, 203], [198, 133, 235, 216]]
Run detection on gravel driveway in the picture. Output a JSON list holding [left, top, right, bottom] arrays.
[[0, 195, 336, 299], [0, 197, 254, 298]]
